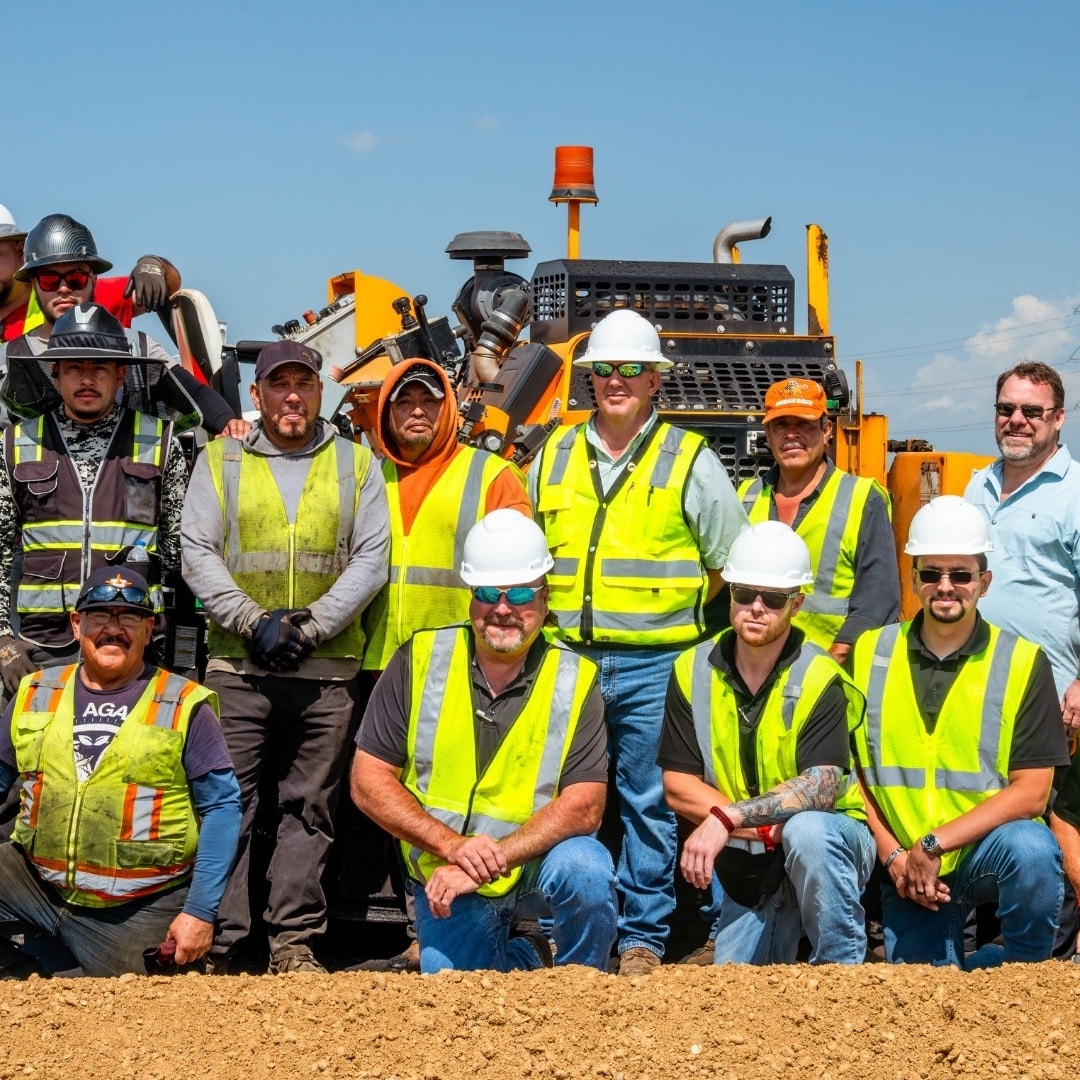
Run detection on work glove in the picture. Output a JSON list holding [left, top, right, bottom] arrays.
[[123, 256, 169, 311], [0, 635, 38, 696], [250, 609, 316, 673]]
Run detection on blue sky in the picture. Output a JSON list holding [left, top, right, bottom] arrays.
[[5, 1, 1078, 454]]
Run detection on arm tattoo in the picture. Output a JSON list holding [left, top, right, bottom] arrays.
[[728, 766, 843, 828]]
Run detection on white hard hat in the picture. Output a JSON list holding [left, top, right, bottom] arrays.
[[905, 495, 992, 556], [572, 309, 673, 371], [722, 521, 815, 590], [460, 509, 555, 587], [0, 202, 27, 242]]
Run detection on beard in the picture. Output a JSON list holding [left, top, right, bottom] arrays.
[[479, 614, 527, 654], [996, 425, 1056, 464]]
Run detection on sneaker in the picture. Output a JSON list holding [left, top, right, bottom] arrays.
[[678, 939, 715, 966], [268, 949, 326, 974], [618, 946, 661, 976]]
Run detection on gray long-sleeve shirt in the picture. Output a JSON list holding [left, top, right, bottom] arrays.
[[181, 419, 389, 680]]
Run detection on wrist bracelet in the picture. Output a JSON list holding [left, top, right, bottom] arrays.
[[755, 825, 778, 852], [709, 805, 737, 832], [882, 846, 904, 871]]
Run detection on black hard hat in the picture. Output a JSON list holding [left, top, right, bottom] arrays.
[[14, 214, 112, 281], [43, 303, 138, 362]]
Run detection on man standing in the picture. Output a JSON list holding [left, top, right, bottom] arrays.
[[181, 339, 388, 974], [0, 565, 241, 976], [352, 509, 616, 973], [739, 377, 899, 664], [0, 304, 188, 692], [660, 521, 873, 964], [529, 308, 748, 975], [362, 358, 531, 671], [850, 496, 1068, 967]]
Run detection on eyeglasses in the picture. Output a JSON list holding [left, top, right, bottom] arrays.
[[472, 586, 541, 606], [994, 402, 1057, 421], [730, 585, 799, 610], [915, 568, 978, 585], [591, 362, 646, 379], [82, 609, 151, 628], [34, 269, 92, 292]]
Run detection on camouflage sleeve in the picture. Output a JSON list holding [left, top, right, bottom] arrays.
[[158, 434, 189, 577], [0, 442, 16, 638]]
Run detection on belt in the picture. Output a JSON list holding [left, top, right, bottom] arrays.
[[726, 837, 769, 856]]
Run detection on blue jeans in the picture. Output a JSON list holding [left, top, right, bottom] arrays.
[[412, 835, 617, 973], [880, 819, 1063, 968], [713, 812, 875, 965], [576, 645, 680, 958], [0, 841, 189, 976]]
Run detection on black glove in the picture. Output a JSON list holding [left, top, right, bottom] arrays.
[[250, 609, 316, 673], [123, 256, 169, 311], [0, 635, 38, 696]]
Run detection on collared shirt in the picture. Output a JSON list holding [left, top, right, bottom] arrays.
[[757, 459, 899, 644], [528, 408, 749, 570], [965, 443, 1080, 698]]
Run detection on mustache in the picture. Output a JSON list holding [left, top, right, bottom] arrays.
[[484, 615, 526, 630]]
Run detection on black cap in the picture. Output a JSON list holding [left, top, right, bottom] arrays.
[[255, 340, 322, 381], [75, 565, 153, 613]]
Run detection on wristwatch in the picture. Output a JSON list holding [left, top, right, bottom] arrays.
[[920, 833, 943, 858]]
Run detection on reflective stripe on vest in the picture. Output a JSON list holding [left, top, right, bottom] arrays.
[[852, 620, 1040, 876], [401, 627, 594, 895], [536, 422, 707, 646], [739, 470, 889, 649], [204, 435, 371, 659], [10, 666, 213, 907], [363, 448, 516, 670]]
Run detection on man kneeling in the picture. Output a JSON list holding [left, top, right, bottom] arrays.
[[0, 566, 241, 976], [660, 522, 874, 964], [351, 509, 617, 973]]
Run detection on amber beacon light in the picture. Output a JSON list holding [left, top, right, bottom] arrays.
[[549, 146, 598, 259]]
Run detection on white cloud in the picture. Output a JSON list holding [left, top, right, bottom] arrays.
[[472, 115, 500, 133], [343, 130, 408, 154]]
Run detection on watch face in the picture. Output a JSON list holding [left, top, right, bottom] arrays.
[[921, 834, 941, 855]]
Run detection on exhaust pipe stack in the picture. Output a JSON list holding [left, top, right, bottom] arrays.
[[712, 217, 772, 264]]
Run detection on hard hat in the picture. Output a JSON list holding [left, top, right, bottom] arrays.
[[43, 304, 137, 362], [572, 309, 673, 371], [460, 509, 554, 587], [904, 495, 992, 556], [14, 214, 112, 280], [0, 203, 27, 242], [722, 521, 815, 590]]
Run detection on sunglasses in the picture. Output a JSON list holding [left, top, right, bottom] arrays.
[[79, 583, 152, 609], [34, 269, 92, 292], [591, 362, 646, 378], [472, 586, 541, 605], [915, 568, 978, 585], [994, 402, 1056, 421], [730, 585, 799, 610]]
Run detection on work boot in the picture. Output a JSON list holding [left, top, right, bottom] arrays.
[[678, 939, 716, 966], [268, 947, 326, 974], [513, 929, 554, 969], [355, 940, 421, 974], [618, 946, 661, 976]]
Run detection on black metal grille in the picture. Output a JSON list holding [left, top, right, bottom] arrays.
[[696, 426, 773, 488], [530, 259, 795, 342]]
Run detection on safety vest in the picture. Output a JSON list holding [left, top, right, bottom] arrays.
[[673, 631, 862, 800], [363, 448, 521, 670], [4, 410, 169, 648], [10, 665, 214, 907], [851, 621, 1042, 876], [535, 422, 708, 646], [400, 626, 596, 896], [739, 469, 890, 650], [203, 435, 372, 660]]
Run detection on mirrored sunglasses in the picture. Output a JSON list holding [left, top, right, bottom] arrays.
[[591, 362, 645, 378], [35, 269, 92, 292], [79, 583, 152, 609], [472, 586, 541, 606]]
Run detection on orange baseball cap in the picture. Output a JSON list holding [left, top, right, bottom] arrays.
[[763, 378, 827, 423]]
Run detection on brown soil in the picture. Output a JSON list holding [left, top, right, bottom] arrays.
[[2, 963, 1079, 1079]]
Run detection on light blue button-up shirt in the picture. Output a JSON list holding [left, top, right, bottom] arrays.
[[964, 443, 1080, 698]]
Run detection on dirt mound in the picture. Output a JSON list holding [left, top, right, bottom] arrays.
[[2, 962, 1079, 1079]]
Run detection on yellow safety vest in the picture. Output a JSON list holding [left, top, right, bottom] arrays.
[[363, 448, 523, 670], [851, 621, 1042, 876], [10, 666, 214, 907], [203, 435, 371, 659], [535, 422, 707, 646], [672, 632, 863, 800], [400, 627, 596, 896], [739, 469, 890, 650]]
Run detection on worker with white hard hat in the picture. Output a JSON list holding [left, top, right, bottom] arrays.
[[661, 520, 875, 965], [849, 495, 1069, 968], [0, 204, 30, 338], [351, 509, 617, 974], [527, 307, 749, 976]]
